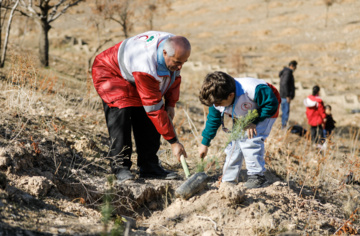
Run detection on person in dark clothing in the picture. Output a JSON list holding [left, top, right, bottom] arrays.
[[323, 105, 336, 137], [279, 60, 297, 129]]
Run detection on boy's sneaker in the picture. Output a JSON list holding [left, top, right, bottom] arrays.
[[114, 168, 135, 183], [245, 175, 267, 189]]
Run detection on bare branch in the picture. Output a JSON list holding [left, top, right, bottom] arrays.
[[48, 0, 66, 19], [24, 0, 36, 15], [18, 0, 38, 18], [1, 0, 20, 67], [48, 0, 84, 23]]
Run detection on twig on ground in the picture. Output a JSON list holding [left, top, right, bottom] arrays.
[[155, 224, 189, 236], [196, 215, 218, 231], [9, 118, 30, 143]]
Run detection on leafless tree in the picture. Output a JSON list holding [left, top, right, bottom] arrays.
[[94, 0, 138, 38], [264, 0, 270, 18], [0, 0, 12, 65], [143, 0, 172, 30], [88, 0, 140, 72], [0, 0, 18, 67], [324, 0, 336, 27], [14, 0, 84, 67]]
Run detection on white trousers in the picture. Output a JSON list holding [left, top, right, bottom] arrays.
[[222, 118, 276, 182]]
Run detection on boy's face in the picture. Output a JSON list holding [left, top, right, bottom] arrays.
[[325, 107, 331, 115], [214, 92, 235, 107]]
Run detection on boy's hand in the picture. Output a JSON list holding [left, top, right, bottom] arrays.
[[246, 123, 257, 139], [199, 144, 208, 159]]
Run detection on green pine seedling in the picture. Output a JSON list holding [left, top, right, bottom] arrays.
[[196, 155, 220, 173], [225, 109, 259, 146]]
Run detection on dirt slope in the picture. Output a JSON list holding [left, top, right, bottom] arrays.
[[1, 0, 360, 235]]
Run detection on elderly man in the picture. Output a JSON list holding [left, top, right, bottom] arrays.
[[92, 31, 191, 182]]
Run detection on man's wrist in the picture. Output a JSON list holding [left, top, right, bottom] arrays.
[[168, 137, 178, 144]]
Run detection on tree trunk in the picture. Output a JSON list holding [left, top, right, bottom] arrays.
[[325, 6, 329, 28], [0, 0, 3, 62], [1, 0, 19, 68], [39, 18, 50, 67]]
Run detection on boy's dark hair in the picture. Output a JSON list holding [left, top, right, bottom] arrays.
[[312, 85, 320, 96], [199, 71, 236, 106], [289, 60, 298, 67], [325, 105, 332, 110]]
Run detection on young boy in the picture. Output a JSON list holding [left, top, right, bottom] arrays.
[[323, 105, 336, 137], [198, 71, 280, 189]]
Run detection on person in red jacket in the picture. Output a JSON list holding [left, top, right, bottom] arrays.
[[92, 31, 191, 182], [304, 85, 326, 144]]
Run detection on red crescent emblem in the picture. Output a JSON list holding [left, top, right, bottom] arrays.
[[241, 102, 252, 111]]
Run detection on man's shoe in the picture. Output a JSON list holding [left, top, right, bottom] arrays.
[[114, 168, 135, 182], [139, 163, 179, 180], [244, 175, 267, 189]]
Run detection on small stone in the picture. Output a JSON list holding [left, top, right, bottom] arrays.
[[288, 223, 297, 230], [202, 230, 217, 236], [58, 228, 66, 233]]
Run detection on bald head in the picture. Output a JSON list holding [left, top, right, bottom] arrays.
[[163, 36, 191, 71], [163, 36, 191, 57]]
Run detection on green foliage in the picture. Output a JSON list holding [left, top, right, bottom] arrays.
[[225, 109, 259, 146], [196, 156, 220, 173], [196, 159, 205, 173], [110, 216, 126, 236], [101, 175, 125, 236]]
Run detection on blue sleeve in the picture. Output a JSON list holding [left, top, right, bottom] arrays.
[[201, 106, 222, 146], [253, 84, 279, 124]]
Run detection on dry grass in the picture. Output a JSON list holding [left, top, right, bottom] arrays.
[[1, 47, 360, 234]]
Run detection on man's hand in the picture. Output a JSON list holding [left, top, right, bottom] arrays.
[[198, 144, 208, 159], [166, 106, 175, 120], [246, 123, 257, 139], [171, 142, 187, 162], [286, 97, 291, 103]]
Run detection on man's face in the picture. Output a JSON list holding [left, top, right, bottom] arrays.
[[163, 47, 190, 72], [214, 93, 235, 107], [290, 65, 297, 71]]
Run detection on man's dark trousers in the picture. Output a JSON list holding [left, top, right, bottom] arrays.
[[103, 102, 161, 173]]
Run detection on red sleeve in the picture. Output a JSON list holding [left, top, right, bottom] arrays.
[[133, 72, 176, 141], [164, 76, 181, 107]]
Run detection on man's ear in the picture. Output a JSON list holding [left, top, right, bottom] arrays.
[[163, 49, 167, 57]]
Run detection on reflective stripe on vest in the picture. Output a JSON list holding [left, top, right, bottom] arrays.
[[118, 39, 136, 85], [143, 100, 164, 112]]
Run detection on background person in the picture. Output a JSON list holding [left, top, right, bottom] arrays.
[[279, 60, 297, 129], [198, 71, 280, 189], [92, 31, 191, 182], [304, 85, 326, 145], [323, 104, 336, 138]]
